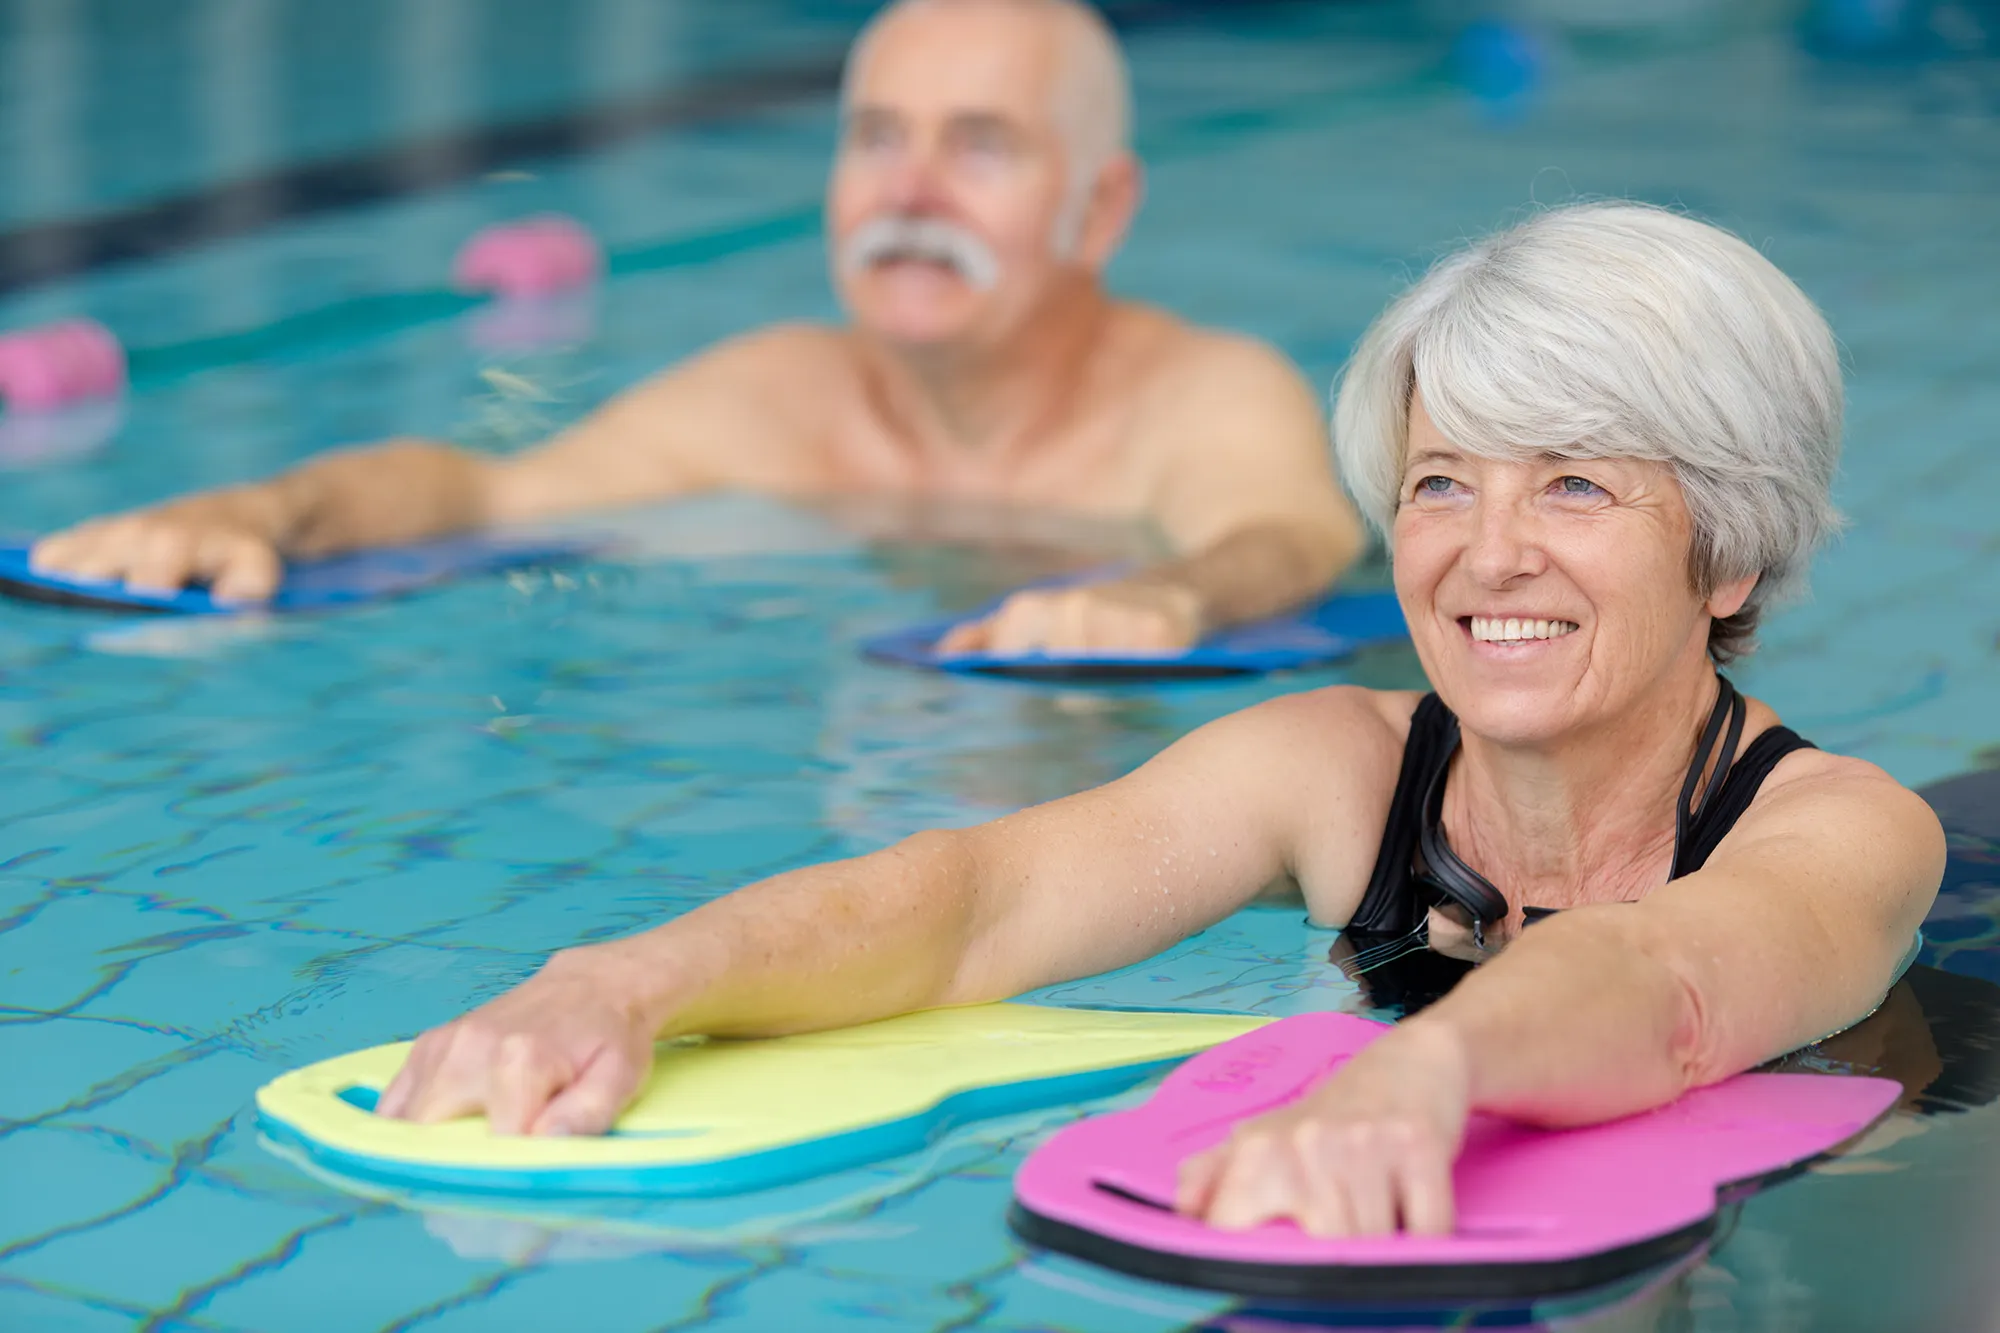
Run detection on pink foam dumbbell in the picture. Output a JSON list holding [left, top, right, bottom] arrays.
[[452, 215, 603, 299], [0, 319, 128, 413]]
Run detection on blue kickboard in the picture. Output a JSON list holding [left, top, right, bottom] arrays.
[[0, 534, 592, 615], [861, 589, 1408, 681]]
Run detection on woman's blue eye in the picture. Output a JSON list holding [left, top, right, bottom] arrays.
[[1557, 476, 1603, 495], [1418, 475, 1455, 494]]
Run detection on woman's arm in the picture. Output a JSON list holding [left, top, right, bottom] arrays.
[[379, 688, 1397, 1136], [1182, 754, 1944, 1236]]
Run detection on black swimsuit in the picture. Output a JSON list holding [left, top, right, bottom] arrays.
[[1346, 678, 1817, 942]]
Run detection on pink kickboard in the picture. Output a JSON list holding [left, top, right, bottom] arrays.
[[1010, 1012, 1900, 1298]]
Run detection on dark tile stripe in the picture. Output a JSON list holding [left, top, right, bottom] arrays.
[[0, 0, 1320, 300], [0, 55, 847, 299]]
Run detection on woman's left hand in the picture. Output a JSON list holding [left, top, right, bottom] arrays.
[[1176, 1021, 1472, 1237]]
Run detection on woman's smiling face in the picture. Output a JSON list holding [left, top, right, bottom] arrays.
[[1392, 390, 1755, 746]]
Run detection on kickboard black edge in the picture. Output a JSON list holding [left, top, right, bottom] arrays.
[[963, 661, 1256, 682], [1005, 1201, 1715, 1302], [859, 643, 1259, 681], [0, 574, 181, 615]]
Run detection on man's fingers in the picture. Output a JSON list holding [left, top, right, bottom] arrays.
[[34, 522, 135, 583], [29, 513, 277, 599], [203, 534, 282, 603], [936, 618, 992, 655], [982, 594, 1058, 655], [973, 588, 1195, 656], [122, 529, 199, 594], [28, 528, 89, 572], [532, 1043, 648, 1136]]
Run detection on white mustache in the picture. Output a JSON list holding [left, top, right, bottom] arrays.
[[840, 216, 1001, 291]]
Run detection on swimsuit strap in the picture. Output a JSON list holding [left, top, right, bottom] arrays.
[[1350, 677, 1807, 941], [1672, 676, 1747, 874], [1671, 723, 1816, 877], [1348, 694, 1459, 935], [1416, 741, 1510, 937]]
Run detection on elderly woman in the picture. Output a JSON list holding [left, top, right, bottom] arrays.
[[380, 203, 1942, 1237]]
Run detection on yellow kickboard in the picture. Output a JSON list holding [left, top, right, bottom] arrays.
[[256, 1003, 1267, 1197]]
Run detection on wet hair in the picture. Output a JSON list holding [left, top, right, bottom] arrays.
[[1333, 202, 1844, 661]]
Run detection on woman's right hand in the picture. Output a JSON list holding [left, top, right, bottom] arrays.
[[377, 946, 660, 1136]]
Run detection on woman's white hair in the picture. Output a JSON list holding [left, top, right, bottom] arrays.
[[1332, 202, 1843, 661]]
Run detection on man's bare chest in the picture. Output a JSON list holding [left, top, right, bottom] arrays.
[[813, 411, 1148, 515]]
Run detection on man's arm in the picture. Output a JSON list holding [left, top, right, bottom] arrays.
[[1139, 336, 1366, 624], [942, 336, 1364, 655], [29, 327, 819, 599]]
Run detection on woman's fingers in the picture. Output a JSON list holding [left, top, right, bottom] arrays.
[[374, 1040, 431, 1119], [1202, 1131, 1303, 1231], [1179, 1027, 1471, 1238], [485, 1031, 577, 1135], [373, 945, 657, 1136], [1188, 1122, 1444, 1238], [532, 1042, 649, 1137], [1175, 1144, 1225, 1215], [380, 1023, 493, 1123], [1393, 1133, 1457, 1236], [1292, 1125, 1360, 1238], [1297, 1122, 1388, 1237]]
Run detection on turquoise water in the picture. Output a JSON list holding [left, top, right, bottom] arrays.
[[2, 1, 1998, 1328]]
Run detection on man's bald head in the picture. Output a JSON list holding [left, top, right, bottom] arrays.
[[828, 0, 1144, 352], [844, 0, 1133, 205]]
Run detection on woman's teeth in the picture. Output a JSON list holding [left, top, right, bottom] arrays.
[[1468, 616, 1580, 643]]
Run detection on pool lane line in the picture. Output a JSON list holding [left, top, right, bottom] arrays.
[[113, 62, 1456, 392], [0, 55, 850, 302], [0, 0, 1328, 301], [72, 6, 1768, 393], [122, 205, 828, 388]]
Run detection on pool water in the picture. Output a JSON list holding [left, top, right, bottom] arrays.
[[2, 1, 1998, 1329]]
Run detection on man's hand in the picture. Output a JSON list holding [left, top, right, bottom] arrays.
[[1176, 1022, 1471, 1237], [31, 494, 286, 602], [936, 577, 1205, 657], [377, 945, 660, 1136]]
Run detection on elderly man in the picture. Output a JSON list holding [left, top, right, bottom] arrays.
[[33, 0, 1362, 654]]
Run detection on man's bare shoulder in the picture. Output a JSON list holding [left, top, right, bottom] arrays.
[[1111, 307, 1320, 415], [677, 322, 860, 396], [617, 322, 866, 469]]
